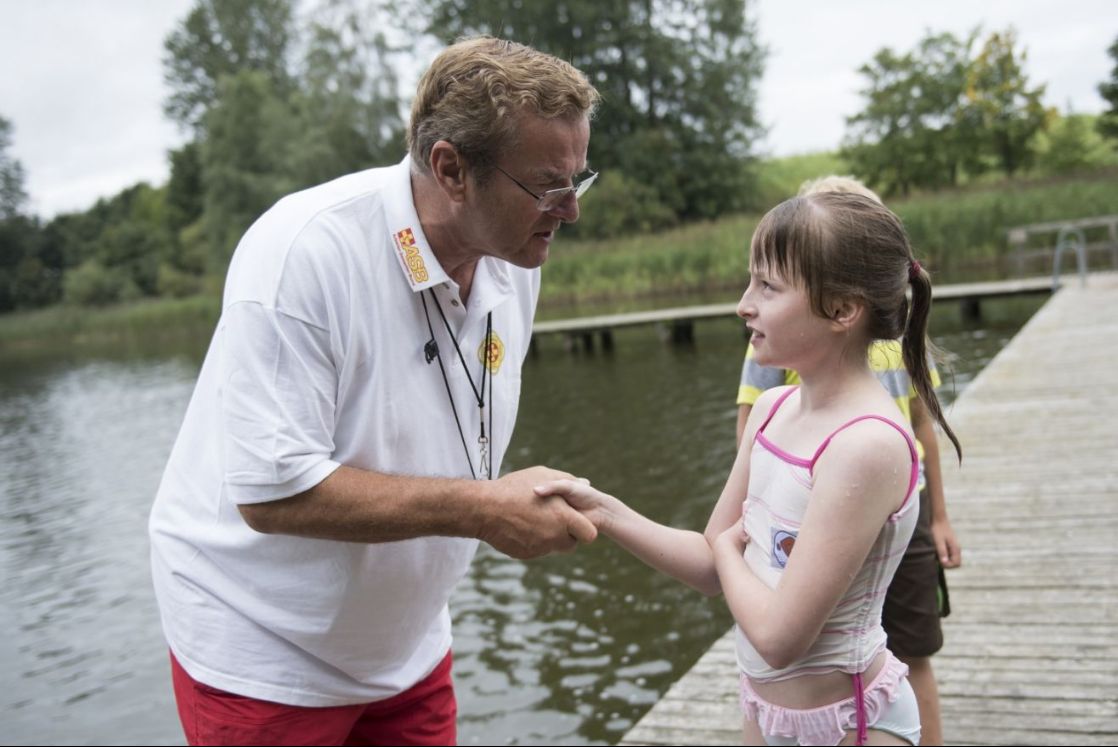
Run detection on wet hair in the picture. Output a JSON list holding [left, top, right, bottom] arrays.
[[408, 36, 599, 182], [750, 192, 961, 460]]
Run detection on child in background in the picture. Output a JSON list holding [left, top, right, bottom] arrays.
[[536, 190, 961, 745], [734, 175, 962, 745]]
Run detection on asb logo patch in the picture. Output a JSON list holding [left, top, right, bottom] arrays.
[[478, 330, 505, 375], [770, 527, 797, 569], [393, 227, 429, 285]]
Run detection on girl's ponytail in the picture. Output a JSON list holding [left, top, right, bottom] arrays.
[[903, 262, 962, 461]]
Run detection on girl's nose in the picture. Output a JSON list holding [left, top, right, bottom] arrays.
[[736, 291, 753, 320]]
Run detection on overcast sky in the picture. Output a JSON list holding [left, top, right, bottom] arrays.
[[1, 0, 1113, 218]]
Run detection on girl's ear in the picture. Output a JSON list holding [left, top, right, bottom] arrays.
[[827, 297, 864, 331], [429, 141, 468, 203]]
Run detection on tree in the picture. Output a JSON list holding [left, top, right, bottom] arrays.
[[163, 0, 296, 133], [201, 70, 300, 268], [290, 2, 407, 185], [0, 115, 59, 311], [1036, 112, 1118, 174], [961, 29, 1050, 176], [166, 142, 205, 233], [1, 115, 28, 220], [411, 0, 766, 221], [1098, 36, 1118, 141], [842, 32, 974, 196]]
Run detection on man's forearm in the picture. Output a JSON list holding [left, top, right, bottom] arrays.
[[238, 465, 486, 543]]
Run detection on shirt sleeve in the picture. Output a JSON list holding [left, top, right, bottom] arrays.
[[736, 344, 792, 406], [220, 300, 341, 504]]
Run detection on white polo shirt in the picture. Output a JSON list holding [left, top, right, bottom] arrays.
[[149, 157, 539, 706]]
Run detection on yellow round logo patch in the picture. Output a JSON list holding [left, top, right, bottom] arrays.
[[478, 330, 505, 374]]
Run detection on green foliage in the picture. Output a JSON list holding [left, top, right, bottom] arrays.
[[1098, 36, 1118, 141], [157, 262, 206, 298], [844, 28, 1053, 195], [843, 31, 975, 196], [1034, 113, 1118, 175], [887, 173, 1118, 276], [542, 213, 757, 305], [63, 260, 141, 306], [201, 70, 300, 268], [541, 171, 1118, 306], [166, 143, 205, 232], [412, 0, 766, 223], [963, 30, 1049, 175], [0, 294, 221, 354], [0, 115, 28, 220], [290, 6, 406, 184], [569, 171, 678, 239], [754, 151, 849, 208], [163, 0, 296, 133], [0, 215, 61, 311]]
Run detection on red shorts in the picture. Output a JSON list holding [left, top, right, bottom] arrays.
[[170, 651, 457, 746]]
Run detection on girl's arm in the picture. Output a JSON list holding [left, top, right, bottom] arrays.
[[713, 419, 913, 669], [534, 387, 783, 597], [537, 478, 724, 596]]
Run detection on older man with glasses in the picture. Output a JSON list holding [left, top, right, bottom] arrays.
[[149, 36, 600, 746]]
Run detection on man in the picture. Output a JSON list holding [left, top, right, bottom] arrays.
[[149, 37, 600, 746], [734, 175, 963, 746]]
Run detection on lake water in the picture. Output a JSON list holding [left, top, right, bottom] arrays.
[[0, 295, 1046, 745]]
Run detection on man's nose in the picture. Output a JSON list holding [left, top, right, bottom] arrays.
[[547, 192, 580, 223]]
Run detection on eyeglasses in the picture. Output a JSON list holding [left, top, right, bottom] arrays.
[[494, 165, 599, 212]]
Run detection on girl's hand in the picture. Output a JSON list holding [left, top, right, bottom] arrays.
[[715, 520, 750, 557], [534, 478, 615, 531]]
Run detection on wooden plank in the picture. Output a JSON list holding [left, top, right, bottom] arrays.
[[938, 694, 1118, 718]]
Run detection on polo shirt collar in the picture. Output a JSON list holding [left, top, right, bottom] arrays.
[[383, 156, 516, 314], [384, 156, 450, 293]]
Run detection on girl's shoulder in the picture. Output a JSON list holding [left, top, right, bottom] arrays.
[[747, 385, 797, 427], [812, 413, 917, 507], [753, 384, 797, 416]]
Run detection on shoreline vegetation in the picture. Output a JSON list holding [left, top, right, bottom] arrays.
[[2, 164, 1116, 355]]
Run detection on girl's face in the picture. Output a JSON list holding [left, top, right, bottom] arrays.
[[737, 261, 833, 370]]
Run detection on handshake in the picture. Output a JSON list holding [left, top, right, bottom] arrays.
[[477, 466, 613, 560]]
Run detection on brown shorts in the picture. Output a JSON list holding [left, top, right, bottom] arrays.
[[883, 487, 950, 658]]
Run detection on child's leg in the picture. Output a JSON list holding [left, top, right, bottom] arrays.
[[742, 715, 768, 745], [900, 655, 941, 745]]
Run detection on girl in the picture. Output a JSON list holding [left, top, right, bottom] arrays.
[[536, 192, 961, 746]]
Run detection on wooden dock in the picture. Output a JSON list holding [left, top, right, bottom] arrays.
[[533, 276, 1055, 350], [620, 271, 1118, 746]]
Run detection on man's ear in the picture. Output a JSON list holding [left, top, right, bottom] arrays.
[[827, 297, 864, 331], [429, 141, 468, 203]]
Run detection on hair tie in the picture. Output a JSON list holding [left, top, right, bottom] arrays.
[[908, 260, 922, 282]]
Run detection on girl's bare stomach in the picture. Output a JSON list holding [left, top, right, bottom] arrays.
[[748, 650, 887, 709]]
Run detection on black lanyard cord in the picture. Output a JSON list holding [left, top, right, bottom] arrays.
[[419, 288, 494, 479], [420, 290, 476, 479], [429, 288, 489, 409]]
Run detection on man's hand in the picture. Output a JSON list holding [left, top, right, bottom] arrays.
[[478, 466, 598, 560]]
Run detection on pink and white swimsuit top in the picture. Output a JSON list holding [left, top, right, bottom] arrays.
[[735, 386, 920, 682]]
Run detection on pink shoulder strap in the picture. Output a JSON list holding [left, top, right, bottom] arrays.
[[757, 386, 799, 435], [809, 415, 920, 508]]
